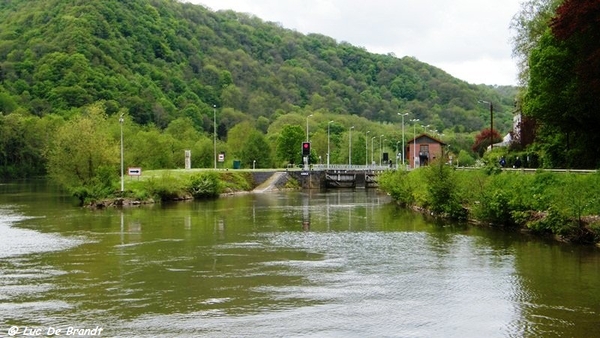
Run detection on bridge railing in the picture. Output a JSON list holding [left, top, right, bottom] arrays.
[[312, 164, 394, 171]]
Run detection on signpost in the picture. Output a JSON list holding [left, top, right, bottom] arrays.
[[128, 167, 142, 176], [185, 150, 191, 169]]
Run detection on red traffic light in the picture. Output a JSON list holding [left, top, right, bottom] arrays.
[[302, 142, 311, 156]]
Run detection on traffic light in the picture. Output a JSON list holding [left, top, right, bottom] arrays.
[[302, 142, 311, 156]]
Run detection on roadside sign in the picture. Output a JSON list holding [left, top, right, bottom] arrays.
[[128, 167, 142, 176]]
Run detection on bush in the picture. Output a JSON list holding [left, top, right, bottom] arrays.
[[526, 207, 576, 236], [187, 172, 222, 198], [219, 172, 253, 192], [456, 150, 476, 167], [424, 162, 467, 220], [379, 166, 599, 244], [142, 174, 187, 201], [69, 165, 119, 205], [378, 170, 414, 207], [476, 190, 513, 225]]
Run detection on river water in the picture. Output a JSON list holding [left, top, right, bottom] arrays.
[[1, 181, 599, 337]]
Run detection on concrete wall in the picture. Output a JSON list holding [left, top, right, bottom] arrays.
[[287, 170, 326, 189]]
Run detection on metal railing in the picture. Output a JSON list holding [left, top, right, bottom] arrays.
[[312, 164, 394, 171]]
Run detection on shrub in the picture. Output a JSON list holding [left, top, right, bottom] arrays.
[[219, 172, 253, 191], [375, 166, 600, 243], [526, 207, 576, 236], [456, 150, 476, 167], [187, 171, 222, 198], [142, 174, 187, 201], [424, 162, 467, 220], [69, 165, 119, 205], [476, 190, 513, 225], [378, 170, 414, 207]]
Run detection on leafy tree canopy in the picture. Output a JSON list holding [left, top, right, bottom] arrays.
[[0, 0, 516, 132], [516, 0, 600, 168]]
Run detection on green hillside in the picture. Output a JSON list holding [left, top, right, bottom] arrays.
[[0, 0, 521, 182], [0, 0, 516, 131]]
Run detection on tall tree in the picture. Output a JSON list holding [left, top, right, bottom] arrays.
[[472, 128, 503, 157], [276, 125, 305, 165], [523, 0, 600, 167], [227, 121, 257, 158], [46, 104, 118, 193], [240, 131, 272, 168], [551, 0, 600, 129], [510, 0, 563, 86]]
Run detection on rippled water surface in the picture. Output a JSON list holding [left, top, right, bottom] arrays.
[[1, 181, 599, 337]]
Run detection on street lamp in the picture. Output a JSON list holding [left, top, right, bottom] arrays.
[[410, 118, 419, 168], [478, 100, 494, 150], [348, 126, 354, 165], [327, 120, 334, 169], [213, 104, 217, 169], [398, 112, 409, 168], [371, 136, 376, 166], [119, 113, 124, 193], [306, 114, 313, 142], [396, 141, 400, 169], [365, 131, 370, 167], [379, 134, 384, 166]]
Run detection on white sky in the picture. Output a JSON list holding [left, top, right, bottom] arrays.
[[188, 0, 522, 86]]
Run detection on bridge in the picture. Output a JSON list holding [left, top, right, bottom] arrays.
[[288, 164, 398, 189]]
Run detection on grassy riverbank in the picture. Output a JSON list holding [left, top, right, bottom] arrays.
[[80, 170, 259, 207], [378, 164, 600, 245]]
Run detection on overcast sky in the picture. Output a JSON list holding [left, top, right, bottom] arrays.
[[188, 0, 522, 86]]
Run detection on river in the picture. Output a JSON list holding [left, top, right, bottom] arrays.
[[1, 181, 599, 337]]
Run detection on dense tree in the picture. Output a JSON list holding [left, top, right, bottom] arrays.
[[0, 0, 520, 178], [551, 0, 600, 99], [239, 131, 272, 168], [471, 128, 503, 157], [510, 0, 563, 86], [0, 113, 57, 178], [226, 121, 257, 158], [276, 125, 305, 166], [0, 0, 515, 128], [46, 104, 118, 195], [519, 0, 600, 167]]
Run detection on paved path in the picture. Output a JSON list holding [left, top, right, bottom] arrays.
[[252, 172, 287, 193]]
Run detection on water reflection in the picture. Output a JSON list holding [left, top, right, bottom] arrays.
[[1, 185, 599, 337]]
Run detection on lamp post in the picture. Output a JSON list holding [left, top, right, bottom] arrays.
[[327, 120, 333, 169], [379, 134, 384, 166], [348, 126, 354, 165], [396, 141, 400, 169], [119, 113, 124, 193], [410, 118, 419, 168], [213, 104, 217, 169], [371, 136, 376, 166], [478, 100, 494, 150], [306, 114, 313, 142], [365, 131, 370, 167], [398, 112, 409, 168]]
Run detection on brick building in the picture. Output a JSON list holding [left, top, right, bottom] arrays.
[[406, 133, 447, 168]]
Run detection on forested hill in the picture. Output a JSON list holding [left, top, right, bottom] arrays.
[[0, 0, 516, 132]]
